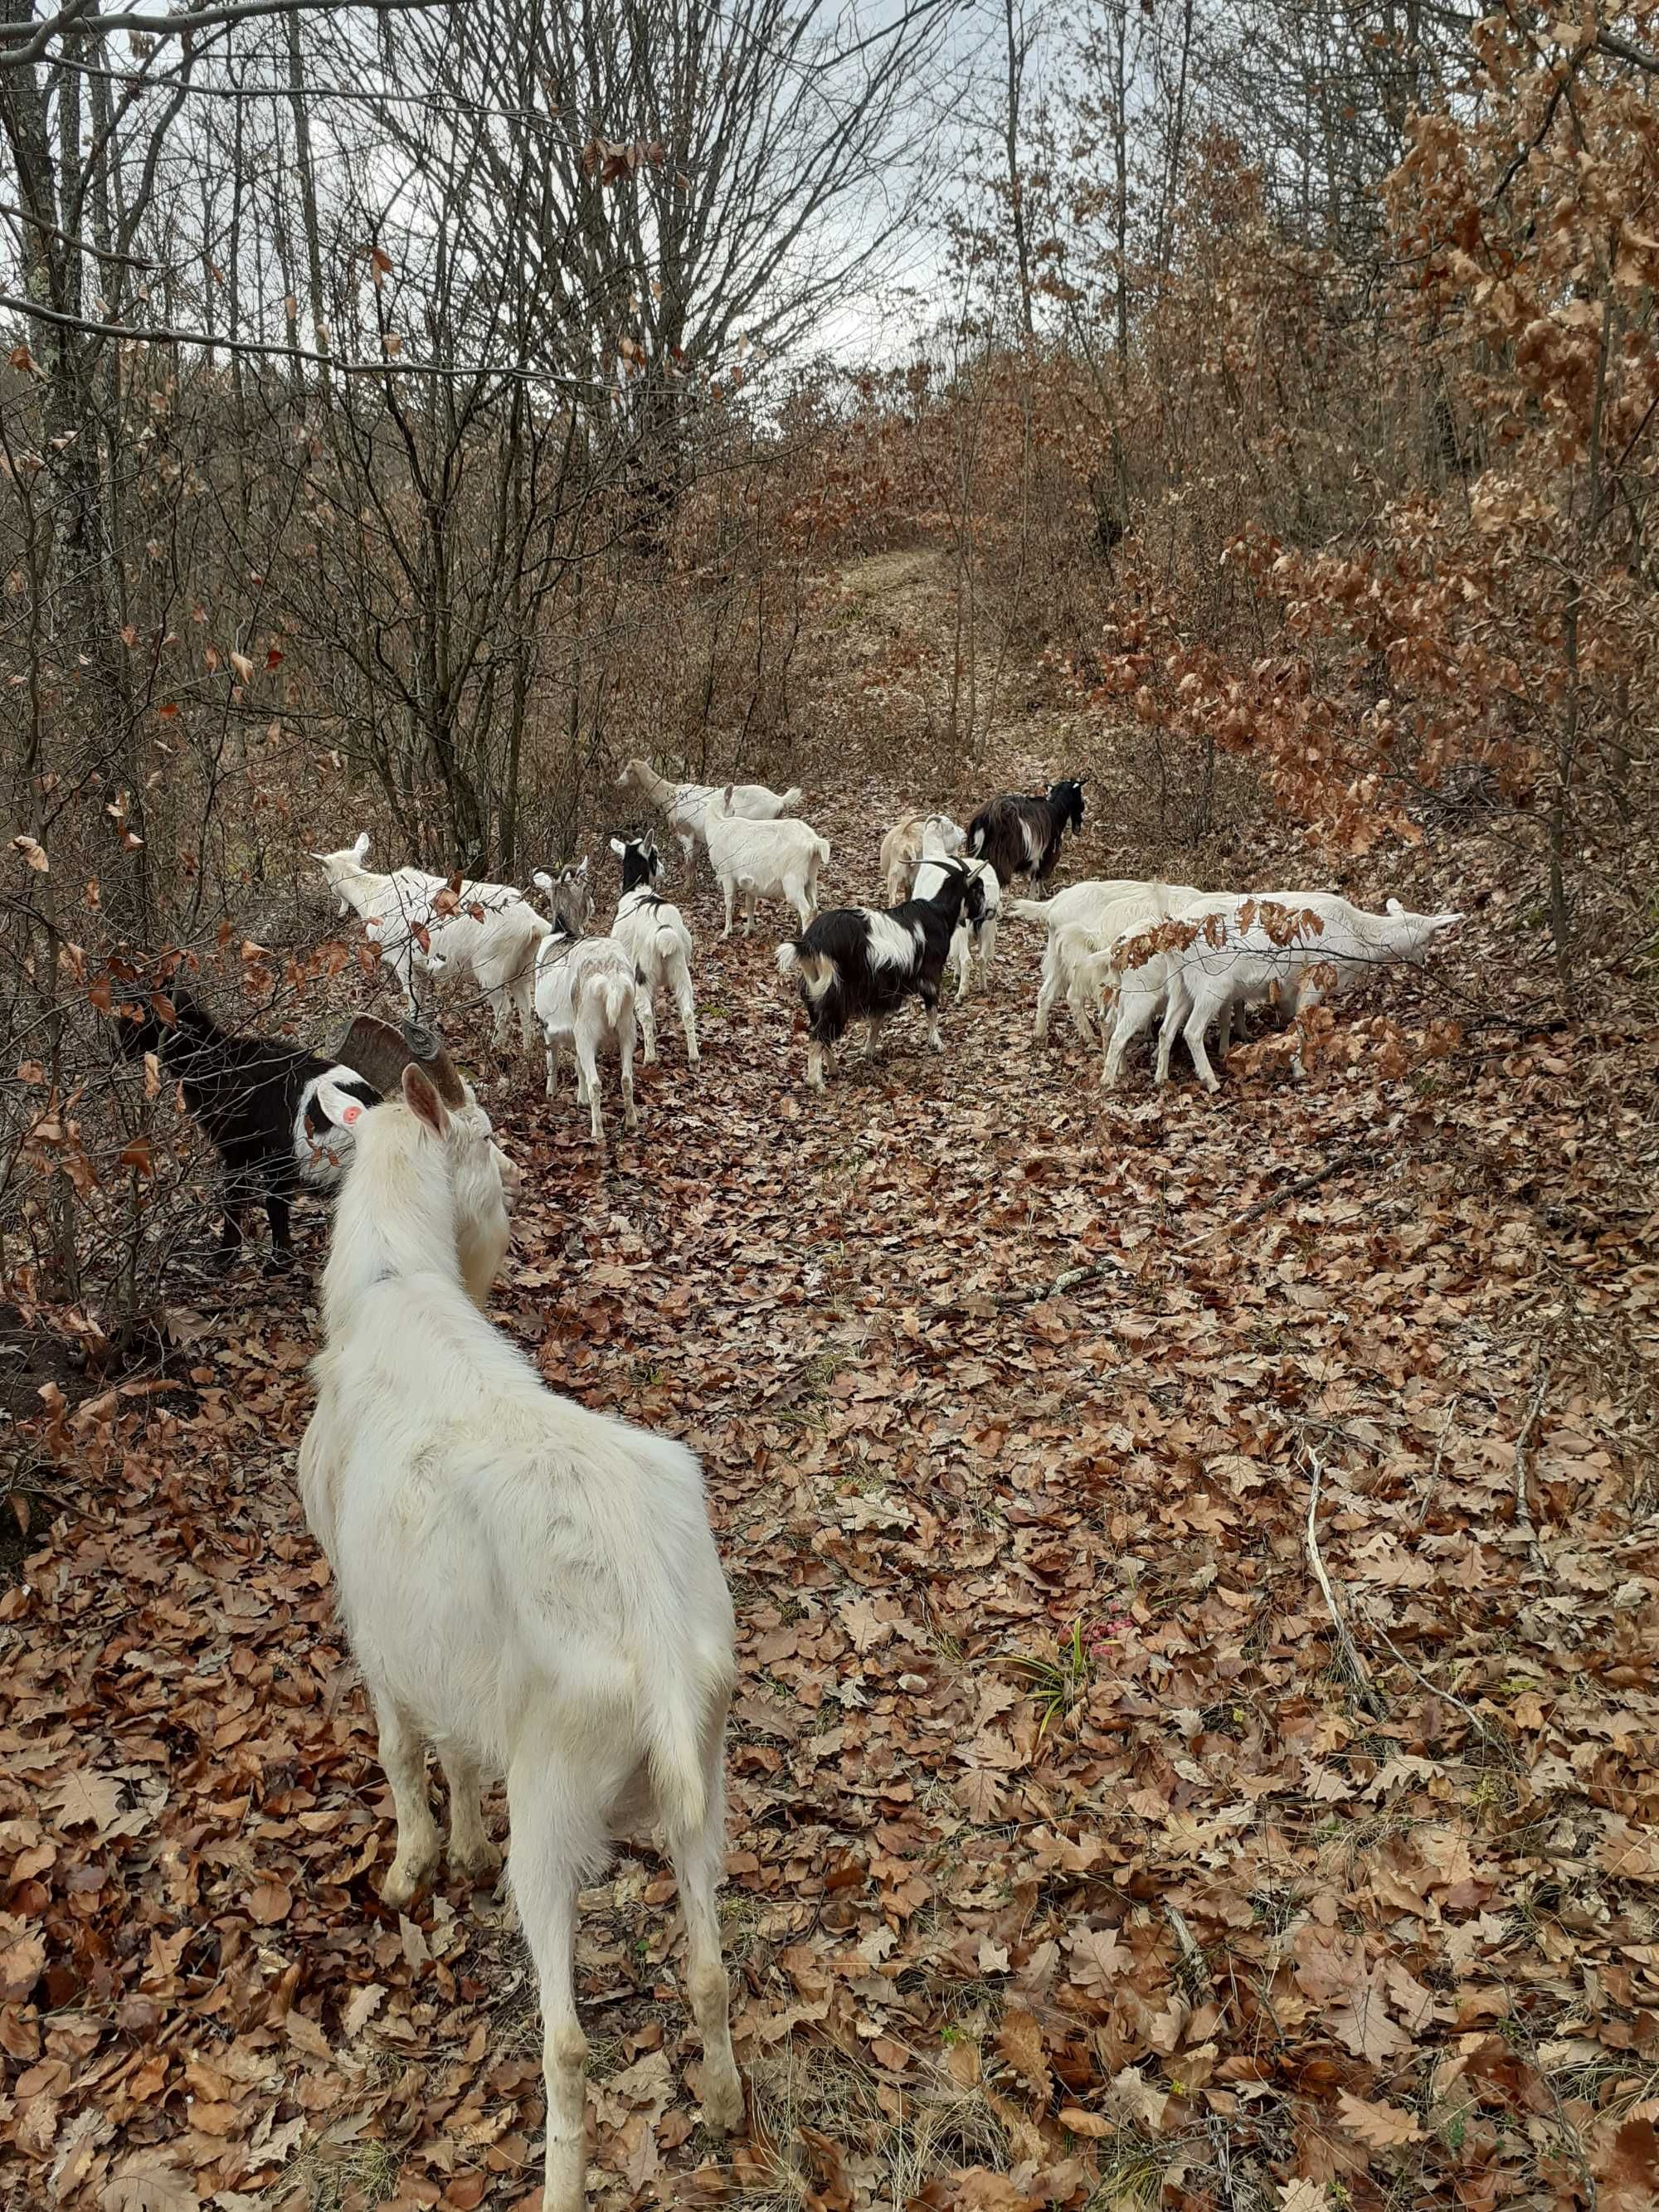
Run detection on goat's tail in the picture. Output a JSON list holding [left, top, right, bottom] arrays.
[[777, 941, 834, 1000], [1006, 897, 1053, 924], [601, 971, 633, 1034]]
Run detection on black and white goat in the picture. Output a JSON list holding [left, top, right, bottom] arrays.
[[114, 986, 384, 1271], [775, 862, 983, 1089], [966, 779, 1087, 889], [608, 834, 699, 1065]]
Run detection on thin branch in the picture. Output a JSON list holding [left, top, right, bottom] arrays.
[[1181, 1147, 1353, 1252], [0, 197, 154, 268], [0, 291, 611, 391], [1513, 1362, 1550, 1532], [0, 0, 457, 70], [1304, 1448, 1385, 1716]]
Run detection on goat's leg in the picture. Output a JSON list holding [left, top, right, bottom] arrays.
[[666, 1762, 743, 2134], [1104, 999, 1150, 1089], [636, 985, 659, 1065], [924, 990, 944, 1052], [979, 913, 998, 987], [619, 1025, 638, 1135], [374, 1699, 441, 1909], [1183, 997, 1222, 1092], [1155, 989, 1185, 1087], [1033, 944, 1062, 1043], [517, 975, 539, 1054], [806, 1040, 827, 1090], [508, 1789, 593, 2212], [544, 1036, 560, 1101], [489, 986, 512, 1048], [674, 969, 700, 1067], [720, 875, 735, 940], [577, 1037, 605, 1146], [742, 886, 757, 936], [439, 1744, 500, 1886], [262, 1190, 295, 1275]]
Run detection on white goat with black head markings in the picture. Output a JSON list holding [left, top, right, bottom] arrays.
[[607, 833, 699, 1066], [776, 859, 984, 1089], [297, 1024, 742, 2212], [915, 819, 1000, 1000]]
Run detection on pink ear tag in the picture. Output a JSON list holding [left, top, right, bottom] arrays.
[[342, 1104, 363, 1125]]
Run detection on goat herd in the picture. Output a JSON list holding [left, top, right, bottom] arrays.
[[107, 758, 1463, 2212]]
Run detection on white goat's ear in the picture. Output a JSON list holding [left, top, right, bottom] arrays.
[[533, 870, 554, 892], [609, 837, 625, 858], [314, 1074, 370, 1128], [1435, 912, 1464, 932], [576, 855, 589, 878], [352, 831, 371, 859], [1386, 897, 1404, 916], [402, 1061, 449, 1136]]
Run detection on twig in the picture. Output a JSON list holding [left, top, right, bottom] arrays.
[[1182, 1147, 1353, 1252], [1163, 1903, 1215, 2005], [1304, 1448, 1385, 1716], [1514, 1363, 1551, 1532], [1370, 1623, 1517, 1762]]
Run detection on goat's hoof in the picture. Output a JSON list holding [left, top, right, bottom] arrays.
[[449, 1835, 501, 1885], [702, 2069, 746, 2137], [379, 1858, 433, 1911], [262, 1249, 296, 1277]]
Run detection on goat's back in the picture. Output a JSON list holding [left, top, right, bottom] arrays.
[[304, 1292, 733, 1776]]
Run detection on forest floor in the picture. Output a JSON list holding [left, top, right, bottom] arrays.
[[5, 552, 1659, 2212]]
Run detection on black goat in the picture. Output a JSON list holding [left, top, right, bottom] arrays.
[[114, 986, 380, 1271], [776, 863, 983, 1089], [966, 779, 1086, 888]]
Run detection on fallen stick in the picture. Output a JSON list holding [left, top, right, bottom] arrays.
[[1182, 1147, 1354, 1252], [1304, 1447, 1385, 1715], [1514, 1363, 1550, 1532]]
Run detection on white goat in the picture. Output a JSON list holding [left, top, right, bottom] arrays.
[[312, 834, 547, 1053], [880, 812, 966, 906], [915, 819, 1000, 1000], [616, 758, 804, 867], [534, 924, 640, 1144], [1107, 892, 1464, 1091], [608, 834, 699, 1066], [297, 1038, 742, 2212], [1034, 883, 1204, 1045], [704, 785, 830, 938]]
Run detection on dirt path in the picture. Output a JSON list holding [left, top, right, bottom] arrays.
[[6, 751, 1657, 2212]]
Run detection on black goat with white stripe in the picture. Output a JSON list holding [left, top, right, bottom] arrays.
[[776, 863, 984, 1089], [114, 986, 381, 1271], [966, 778, 1086, 888]]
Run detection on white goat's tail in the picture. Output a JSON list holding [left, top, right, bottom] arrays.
[[776, 941, 801, 980], [815, 836, 831, 866], [1008, 897, 1053, 923], [601, 972, 632, 1033], [661, 931, 693, 999], [778, 785, 804, 814], [645, 1668, 727, 1838]]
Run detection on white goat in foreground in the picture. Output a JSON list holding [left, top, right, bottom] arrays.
[[915, 819, 1000, 999], [534, 918, 640, 1145], [298, 1032, 742, 2212], [880, 812, 966, 906], [616, 758, 804, 867], [312, 834, 547, 1053], [704, 785, 830, 937], [608, 834, 699, 1066]]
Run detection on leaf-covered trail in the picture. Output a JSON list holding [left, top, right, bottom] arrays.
[[6, 753, 1659, 2212]]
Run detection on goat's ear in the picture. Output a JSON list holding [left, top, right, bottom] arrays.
[[1386, 897, 1404, 916], [576, 855, 589, 878], [532, 870, 554, 892], [352, 831, 371, 859], [609, 837, 625, 858], [402, 1062, 449, 1136]]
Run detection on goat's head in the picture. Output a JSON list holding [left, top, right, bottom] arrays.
[[334, 1015, 513, 1306], [532, 859, 593, 938], [1383, 897, 1465, 965], [309, 832, 373, 916], [1048, 779, 1086, 832], [919, 814, 966, 860], [615, 758, 651, 796], [610, 832, 663, 892]]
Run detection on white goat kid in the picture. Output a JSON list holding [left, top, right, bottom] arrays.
[[1039, 884, 1204, 1046], [616, 758, 804, 868], [608, 834, 699, 1066], [880, 812, 966, 906], [915, 819, 1000, 1000], [312, 834, 547, 1053], [535, 926, 640, 1144], [703, 785, 830, 938], [297, 1038, 742, 2212]]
